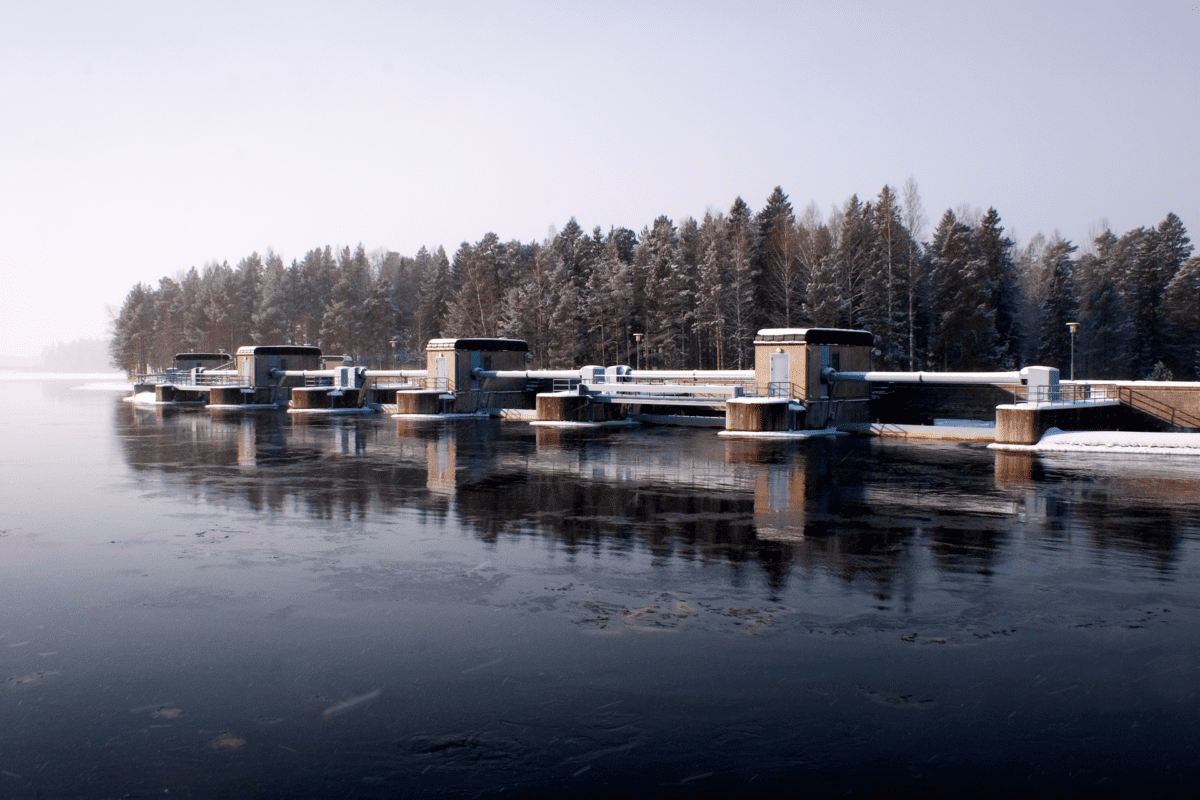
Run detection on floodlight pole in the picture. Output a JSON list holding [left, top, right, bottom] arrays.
[[633, 333, 643, 372], [1066, 322, 1079, 381]]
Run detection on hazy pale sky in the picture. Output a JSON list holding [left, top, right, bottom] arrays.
[[1, 0, 1197, 360]]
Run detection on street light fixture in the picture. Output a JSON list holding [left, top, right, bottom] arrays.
[[1066, 322, 1079, 381], [633, 333, 643, 372]]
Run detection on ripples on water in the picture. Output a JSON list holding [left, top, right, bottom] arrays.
[[1, 378, 1198, 798]]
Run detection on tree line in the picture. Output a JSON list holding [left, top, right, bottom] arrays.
[[110, 183, 1198, 380]]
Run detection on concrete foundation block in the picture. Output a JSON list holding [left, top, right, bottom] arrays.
[[995, 403, 1127, 445], [396, 390, 451, 414], [290, 387, 362, 410], [726, 398, 792, 432], [536, 394, 623, 422]]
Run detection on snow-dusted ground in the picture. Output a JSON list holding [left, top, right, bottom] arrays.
[[991, 426, 1200, 454]]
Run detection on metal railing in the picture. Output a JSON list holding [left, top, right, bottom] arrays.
[[136, 370, 242, 386], [586, 383, 745, 400], [765, 381, 796, 398], [1117, 387, 1200, 429], [1016, 383, 1115, 407]]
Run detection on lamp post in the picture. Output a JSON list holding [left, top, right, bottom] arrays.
[[633, 333, 643, 372], [1066, 322, 1078, 381]]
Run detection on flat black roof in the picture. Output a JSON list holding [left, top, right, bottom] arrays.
[[235, 345, 323, 356], [428, 338, 529, 352], [755, 328, 874, 346]]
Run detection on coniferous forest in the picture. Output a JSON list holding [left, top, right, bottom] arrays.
[[110, 184, 1199, 381]]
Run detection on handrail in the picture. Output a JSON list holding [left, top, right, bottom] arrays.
[[765, 380, 794, 398], [1118, 387, 1200, 429], [135, 370, 242, 386], [1010, 383, 1115, 407]]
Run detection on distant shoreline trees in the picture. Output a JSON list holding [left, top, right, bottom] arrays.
[[110, 186, 1197, 381]]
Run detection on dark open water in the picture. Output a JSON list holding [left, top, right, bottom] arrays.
[[2, 377, 1199, 798]]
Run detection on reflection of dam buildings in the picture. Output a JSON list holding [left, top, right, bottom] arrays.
[[118, 401, 1197, 590]]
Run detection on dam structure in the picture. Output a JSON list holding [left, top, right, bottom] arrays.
[[131, 330, 1200, 443]]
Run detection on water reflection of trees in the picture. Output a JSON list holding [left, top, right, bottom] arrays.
[[115, 404, 454, 522], [115, 404, 1190, 593]]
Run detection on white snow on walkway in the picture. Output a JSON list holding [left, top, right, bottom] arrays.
[[991, 426, 1200, 455]]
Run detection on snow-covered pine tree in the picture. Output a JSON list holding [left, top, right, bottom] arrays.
[[1033, 237, 1078, 371], [110, 282, 156, 375], [975, 208, 1021, 369], [201, 260, 237, 355], [232, 252, 263, 350], [1164, 255, 1200, 379], [757, 186, 803, 328], [412, 246, 448, 346], [1073, 230, 1131, 379], [695, 210, 729, 369], [444, 233, 504, 338], [865, 186, 918, 369], [1153, 213, 1194, 375], [836, 195, 875, 330], [150, 277, 185, 370], [179, 266, 208, 352], [632, 216, 681, 369], [724, 199, 759, 369], [253, 251, 291, 345], [926, 210, 995, 371], [800, 206, 839, 329]]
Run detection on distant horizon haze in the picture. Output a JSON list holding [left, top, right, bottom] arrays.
[[2, 0, 1196, 360]]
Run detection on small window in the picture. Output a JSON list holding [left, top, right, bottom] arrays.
[[831, 352, 841, 371]]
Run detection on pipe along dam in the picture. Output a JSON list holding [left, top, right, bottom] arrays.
[[129, 329, 1200, 447]]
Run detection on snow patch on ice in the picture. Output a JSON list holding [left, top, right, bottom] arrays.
[[991, 427, 1200, 455], [718, 429, 847, 439], [933, 418, 995, 428], [392, 412, 492, 420], [529, 419, 639, 428], [287, 407, 377, 415]]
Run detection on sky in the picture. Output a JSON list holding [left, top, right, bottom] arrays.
[[1, 0, 1197, 362]]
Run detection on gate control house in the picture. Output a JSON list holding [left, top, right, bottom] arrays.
[[739, 328, 874, 431], [420, 338, 533, 414]]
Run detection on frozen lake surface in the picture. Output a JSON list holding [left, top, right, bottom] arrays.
[[2, 377, 1199, 798]]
